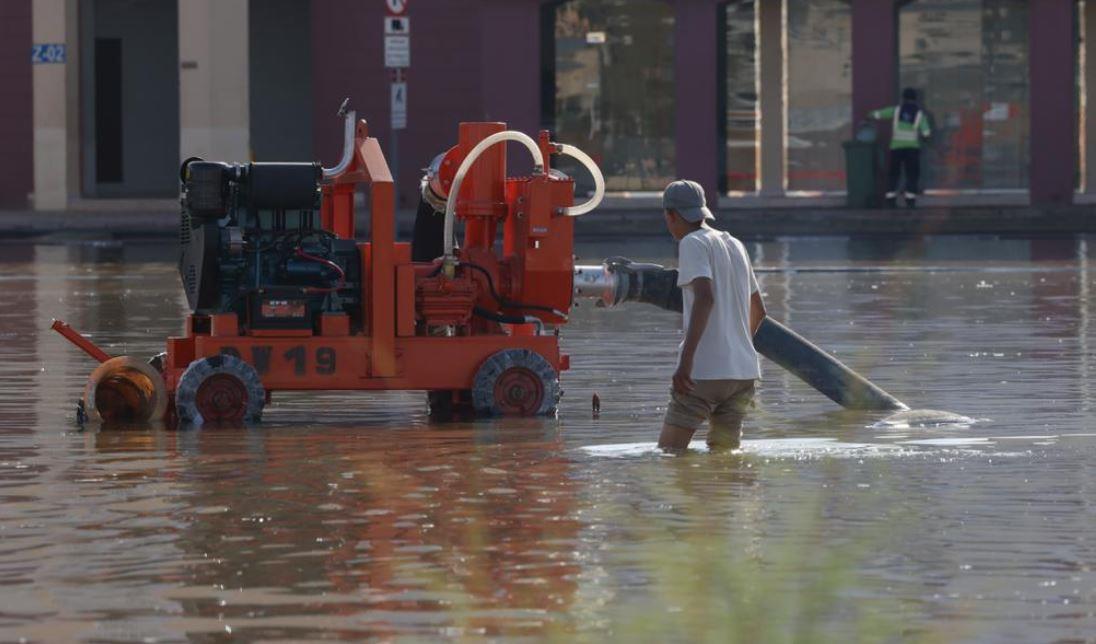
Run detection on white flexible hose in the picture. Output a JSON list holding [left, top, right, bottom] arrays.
[[322, 110, 357, 179], [443, 131, 545, 259], [556, 143, 605, 216]]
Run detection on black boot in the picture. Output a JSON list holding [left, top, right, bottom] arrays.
[[904, 193, 916, 209]]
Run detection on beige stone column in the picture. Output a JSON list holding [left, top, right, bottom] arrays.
[[179, 0, 249, 163], [31, 0, 79, 210], [758, 0, 785, 196]]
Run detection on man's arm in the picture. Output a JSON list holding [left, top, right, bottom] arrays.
[[749, 290, 766, 336], [918, 113, 932, 139], [673, 277, 714, 394], [868, 106, 894, 120]]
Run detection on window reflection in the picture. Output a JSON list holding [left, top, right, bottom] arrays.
[[786, 0, 853, 193], [723, 0, 759, 193], [553, 0, 676, 193], [1076, 0, 1085, 193], [899, 0, 1030, 191]]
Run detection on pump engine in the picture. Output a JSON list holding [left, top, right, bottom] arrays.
[[179, 160, 363, 332]]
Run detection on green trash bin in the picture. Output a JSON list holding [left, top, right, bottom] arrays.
[[843, 122, 881, 209]]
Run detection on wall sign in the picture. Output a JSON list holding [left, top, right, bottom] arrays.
[[385, 35, 410, 68], [31, 44, 66, 64], [391, 81, 407, 130], [385, 16, 409, 34]]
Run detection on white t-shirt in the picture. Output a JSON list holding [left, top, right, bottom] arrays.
[[676, 226, 761, 380]]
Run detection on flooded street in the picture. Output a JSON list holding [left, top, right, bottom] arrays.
[[2, 235, 1095, 641]]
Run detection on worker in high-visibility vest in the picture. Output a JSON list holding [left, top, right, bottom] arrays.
[[870, 87, 931, 208]]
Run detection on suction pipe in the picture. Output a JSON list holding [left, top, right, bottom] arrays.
[[441, 134, 606, 266], [443, 131, 545, 262], [322, 108, 357, 179], [555, 143, 605, 217]]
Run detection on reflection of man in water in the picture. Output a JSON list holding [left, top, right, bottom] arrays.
[[870, 87, 932, 209], [658, 180, 766, 452]]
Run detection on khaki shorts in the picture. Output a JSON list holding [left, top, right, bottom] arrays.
[[664, 379, 756, 445]]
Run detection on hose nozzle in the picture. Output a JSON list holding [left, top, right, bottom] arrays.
[[573, 258, 682, 312]]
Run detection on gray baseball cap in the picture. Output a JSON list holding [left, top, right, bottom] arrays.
[[662, 180, 715, 222]]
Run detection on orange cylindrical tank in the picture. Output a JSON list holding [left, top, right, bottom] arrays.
[[458, 122, 507, 250], [83, 356, 169, 423]]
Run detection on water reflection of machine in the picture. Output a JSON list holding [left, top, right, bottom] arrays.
[[54, 103, 605, 425], [156, 427, 581, 637]]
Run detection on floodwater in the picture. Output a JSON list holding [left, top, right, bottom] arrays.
[[1, 235, 1095, 642]]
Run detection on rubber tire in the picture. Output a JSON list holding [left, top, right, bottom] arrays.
[[175, 354, 265, 426], [471, 349, 560, 417]]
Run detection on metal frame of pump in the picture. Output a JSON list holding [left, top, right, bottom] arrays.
[[151, 118, 604, 410]]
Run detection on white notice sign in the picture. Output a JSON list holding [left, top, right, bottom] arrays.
[[391, 82, 407, 130], [385, 35, 410, 68], [385, 16, 409, 34]]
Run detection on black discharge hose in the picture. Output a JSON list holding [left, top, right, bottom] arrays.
[[599, 258, 907, 411], [753, 319, 906, 411]]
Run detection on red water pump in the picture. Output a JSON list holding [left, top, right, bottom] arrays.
[[55, 111, 605, 425]]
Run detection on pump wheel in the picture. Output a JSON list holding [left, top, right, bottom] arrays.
[[175, 355, 265, 425], [471, 350, 559, 417]]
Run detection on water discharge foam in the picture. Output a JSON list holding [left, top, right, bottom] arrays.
[[579, 436, 1023, 460], [871, 408, 982, 429]]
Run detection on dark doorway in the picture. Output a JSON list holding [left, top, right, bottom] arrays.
[[93, 38, 123, 183], [249, 0, 312, 161], [81, 0, 179, 197]]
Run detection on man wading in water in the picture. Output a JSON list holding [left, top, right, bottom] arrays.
[[658, 180, 766, 452]]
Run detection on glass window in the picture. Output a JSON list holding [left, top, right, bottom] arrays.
[[899, 0, 1030, 191], [786, 0, 853, 193], [723, 0, 758, 194], [553, 0, 676, 193], [1077, 0, 1086, 193]]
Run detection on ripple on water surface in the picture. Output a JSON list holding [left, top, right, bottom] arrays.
[[1, 236, 1096, 640]]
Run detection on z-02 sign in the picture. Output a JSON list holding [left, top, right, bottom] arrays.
[[31, 44, 66, 64]]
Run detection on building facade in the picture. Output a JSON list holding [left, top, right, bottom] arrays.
[[0, 0, 1084, 211]]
